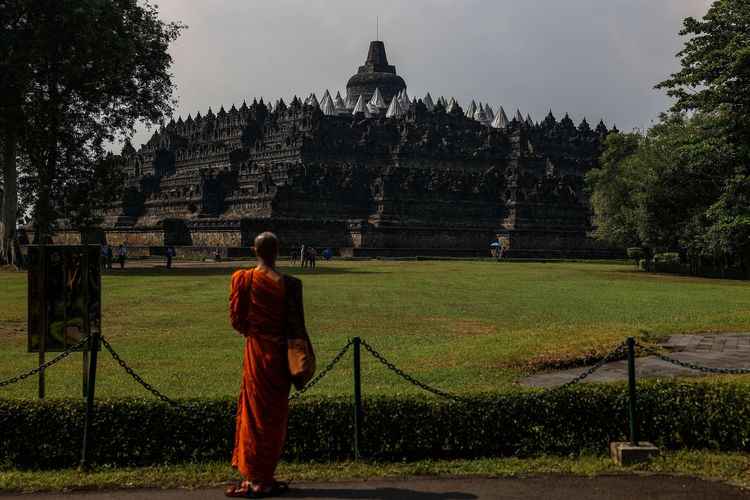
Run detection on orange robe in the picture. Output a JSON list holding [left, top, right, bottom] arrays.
[[229, 269, 291, 483]]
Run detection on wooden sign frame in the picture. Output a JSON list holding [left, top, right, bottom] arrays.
[[27, 245, 102, 353]]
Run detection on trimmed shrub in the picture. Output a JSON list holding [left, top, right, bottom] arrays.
[[2, 380, 750, 469]]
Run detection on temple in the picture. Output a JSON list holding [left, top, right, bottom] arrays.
[[57, 41, 621, 258]]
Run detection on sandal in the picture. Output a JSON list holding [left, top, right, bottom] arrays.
[[225, 480, 252, 498], [224, 479, 289, 498]]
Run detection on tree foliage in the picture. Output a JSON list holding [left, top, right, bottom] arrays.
[[585, 132, 641, 248], [0, 0, 183, 265], [656, 0, 750, 268], [589, 0, 750, 275], [589, 113, 745, 268], [656, 0, 750, 135]]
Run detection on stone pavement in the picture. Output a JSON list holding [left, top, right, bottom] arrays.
[[522, 333, 750, 387], [2, 475, 748, 500]]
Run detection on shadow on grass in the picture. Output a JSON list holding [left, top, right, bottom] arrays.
[[102, 265, 376, 277], [283, 266, 377, 276], [605, 267, 748, 284]]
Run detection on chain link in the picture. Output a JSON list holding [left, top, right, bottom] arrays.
[[0, 336, 91, 387], [361, 339, 628, 405], [12, 333, 749, 417], [289, 339, 352, 401], [636, 341, 750, 374], [103, 335, 353, 412], [101, 336, 233, 418], [541, 342, 628, 392]]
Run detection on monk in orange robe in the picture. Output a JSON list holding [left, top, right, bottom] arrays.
[[227, 232, 292, 498]]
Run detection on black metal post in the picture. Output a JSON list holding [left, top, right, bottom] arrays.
[[352, 336, 362, 460], [38, 351, 45, 399], [82, 351, 89, 397], [627, 337, 638, 445], [38, 243, 46, 399], [79, 329, 100, 471], [82, 247, 90, 398]]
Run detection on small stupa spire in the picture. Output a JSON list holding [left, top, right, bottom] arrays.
[[352, 95, 372, 118], [369, 87, 386, 109], [385, 94, 404, 118]]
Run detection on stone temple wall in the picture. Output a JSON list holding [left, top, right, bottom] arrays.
[[92, 92, 621, 258]]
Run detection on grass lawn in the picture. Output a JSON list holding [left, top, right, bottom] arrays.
[[1, 260, 750, 399], [2, 451, 750, 492]]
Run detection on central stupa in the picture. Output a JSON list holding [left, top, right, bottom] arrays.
[[346, 40, 406, 103]]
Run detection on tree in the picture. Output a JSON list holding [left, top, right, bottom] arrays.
[[698, 175, 750, 271], [656, 0, 750, 273], [587, 113, 737, 263], [589, 1, 750, 277], [58, 154, 127, 234], [0, 0, 183, 266], [585, 132, 642, 248], [0, 2, 25, 266], [633, 114, 733, 252]]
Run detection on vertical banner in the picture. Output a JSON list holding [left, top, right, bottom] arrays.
[[27, 245, 101, 352]]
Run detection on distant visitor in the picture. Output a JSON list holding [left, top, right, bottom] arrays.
[[118, 244, 127, 269]]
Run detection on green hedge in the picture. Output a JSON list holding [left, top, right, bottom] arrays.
[[651, 260, 749, 279], [2, 379, 750, 469]]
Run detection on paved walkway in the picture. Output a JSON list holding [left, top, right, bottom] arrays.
[[2, 475, 748, 499], [522, 333, 750, 387]]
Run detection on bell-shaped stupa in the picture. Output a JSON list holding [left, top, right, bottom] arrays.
[[346, 41, 406, 104]]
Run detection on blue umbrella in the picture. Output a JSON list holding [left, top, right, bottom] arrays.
[[490, 242, 501, 247]]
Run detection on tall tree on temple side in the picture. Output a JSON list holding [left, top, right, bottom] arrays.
[[589, 0, 750, 276], [0, 0, 183, 267], [655, 0, 750, 272]]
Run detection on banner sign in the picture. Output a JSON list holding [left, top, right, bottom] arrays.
[[27, 245, 101, 353]]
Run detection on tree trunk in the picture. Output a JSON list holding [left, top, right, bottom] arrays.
[[1, 124, 22, 268], [33, 83, 60, 241], [34, 142, 57, 239]]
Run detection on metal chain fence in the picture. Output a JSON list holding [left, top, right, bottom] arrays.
[[11, 331, 750, 467], [0, 336, 91, 387], [636, 341, 750, 375], [101, 336, 234, 417], [288, 339, 353, 401], [361, 338, 628, 405], [8, 335, 750, 412], [101, 336, 353, 413]]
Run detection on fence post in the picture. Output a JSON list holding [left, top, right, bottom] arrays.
[[79, 329, 100, 471], [627, 337, 638, 445], [38, 243, 46, 399], [352, 336, 362, 460]]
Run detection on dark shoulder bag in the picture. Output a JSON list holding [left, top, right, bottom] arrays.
[[283, 275, 316, 390]]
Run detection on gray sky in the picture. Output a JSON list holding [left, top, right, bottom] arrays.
[[130, 0, 711, 150]]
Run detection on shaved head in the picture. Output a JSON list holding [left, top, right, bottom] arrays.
[[253, 231, 280, 261]]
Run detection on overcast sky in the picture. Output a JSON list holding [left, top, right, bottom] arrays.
[[129, 0, 712, 150]]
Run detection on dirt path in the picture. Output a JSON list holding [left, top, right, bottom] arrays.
[[2, 474, 748, 499]]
